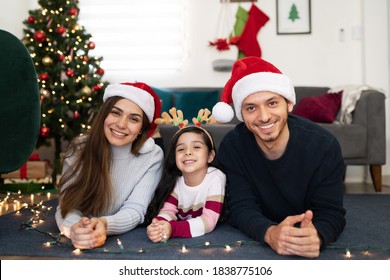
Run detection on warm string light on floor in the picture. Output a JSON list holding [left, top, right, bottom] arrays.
[[17, 199, 390, 258], [1, 190, 54, 216], [326, 244, 390, 259]]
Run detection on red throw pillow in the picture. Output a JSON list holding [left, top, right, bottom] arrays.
[[293, 91, 342, 123]]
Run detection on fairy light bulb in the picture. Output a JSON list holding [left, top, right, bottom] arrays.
[[204, 241, 210, 247], [225, 245, 231, 251], [345, 248, 351, 258], [72, 248, 82, 255], [181, 245, 187, 253], [117, 238, 124, 250]]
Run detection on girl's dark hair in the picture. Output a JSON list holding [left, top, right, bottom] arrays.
[[144, 126, 217, 224]]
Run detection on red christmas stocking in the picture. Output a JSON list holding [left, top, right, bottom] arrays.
[[236, 4, 269, 57]]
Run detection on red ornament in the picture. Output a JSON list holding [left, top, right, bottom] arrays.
[[56, 26, 67, 35], [83, 57, 89, 62], [92, 84, 102, 91], [28, 16, 36, 23], [34, 30, 46, 43], [73, 111, 80, 119], [66, 69, 75, 77], [39, 73, 49, 80], [40, 126, 50, 138], [87, 42, 96, 50], [69, 8, 78, 16], [95, 68, 104, 75], [58, 54, 65, 61]]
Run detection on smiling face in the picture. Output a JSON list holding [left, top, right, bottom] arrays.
[[241, 91, 294, 154], [175, 131, 215, 186], [103, 98, 144, 147]]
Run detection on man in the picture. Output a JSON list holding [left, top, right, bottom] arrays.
[[212, 57, 346, 258]]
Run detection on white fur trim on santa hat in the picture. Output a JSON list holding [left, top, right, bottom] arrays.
[[103, 84, 155, 123], [212, 102, 235, 123], [232, 72, 295, 121]]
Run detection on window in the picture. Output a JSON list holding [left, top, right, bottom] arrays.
[[78, 0, 187, 75]]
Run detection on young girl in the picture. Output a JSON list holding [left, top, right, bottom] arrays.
[[55, 82, 164, 249], [146, 126, 226, 242]]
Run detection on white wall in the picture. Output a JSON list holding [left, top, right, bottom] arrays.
[[0, 0, 389, 180]]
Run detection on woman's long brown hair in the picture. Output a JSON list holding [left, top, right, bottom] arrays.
[[58, 96, 150, 218]]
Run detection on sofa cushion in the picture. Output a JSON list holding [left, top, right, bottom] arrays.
[[174, 89, 220, 120], [152, 87, 173, 115], [293, 91, 342, 123]]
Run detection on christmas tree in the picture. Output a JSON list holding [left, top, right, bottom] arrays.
[[288, 4, 300, 22], [21, 0, 109, 180]]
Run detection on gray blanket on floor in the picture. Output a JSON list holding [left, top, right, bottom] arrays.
[[0, 194, 389, 260]]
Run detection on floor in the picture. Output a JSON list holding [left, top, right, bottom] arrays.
[[1, 176, 390, 217], [343, 175, 390, 194]]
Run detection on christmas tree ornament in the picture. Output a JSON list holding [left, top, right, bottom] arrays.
[[58, 54, 65, 61], [69, 8, 78, 16], [87, 41, 96, 50], [73, 24, 82, 31], [73, 111, 80, 119], [93, 84, 102, 91], [34, 30, 46, 43], [39, 73, 49, 80], [28, 16, 36, 23], [40, 126, 51, 138], [66, 69, 75, 77], [81, 85, 92, 95], [56, 26, 67, 35], [95, 68, 104, 75], [42, 56, 53, 66]]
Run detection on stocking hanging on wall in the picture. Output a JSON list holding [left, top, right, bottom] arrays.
[[233, 3, 269, 57]]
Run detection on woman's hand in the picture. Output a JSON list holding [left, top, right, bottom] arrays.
[[69, 217, 107, 249]]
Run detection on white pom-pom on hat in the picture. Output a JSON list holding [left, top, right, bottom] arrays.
[[212, 102, 234, 123]]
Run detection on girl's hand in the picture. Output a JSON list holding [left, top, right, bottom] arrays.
[[147, 218, 172, 243]]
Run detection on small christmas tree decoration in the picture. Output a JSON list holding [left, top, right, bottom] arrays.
[[95, 68, 104, 75], [42, 56, 53, 66], [56, 26, 67, 35], [28, 16, 36, 23], [40, 126, 50, 138], [81, 85, 92, 96], [87, 41, 96, 50], [39, 73, 49, 80], [33, 30, 46, 42]]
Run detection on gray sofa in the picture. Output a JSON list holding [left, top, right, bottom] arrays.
[[157, 86, 386, 192]]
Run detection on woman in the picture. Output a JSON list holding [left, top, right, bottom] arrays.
[[55, 82, 163, 249]]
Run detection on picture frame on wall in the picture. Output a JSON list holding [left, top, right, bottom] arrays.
[[277, 0, 311, 34]]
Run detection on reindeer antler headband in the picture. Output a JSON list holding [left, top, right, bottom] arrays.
[[154, 107, 218, 149]]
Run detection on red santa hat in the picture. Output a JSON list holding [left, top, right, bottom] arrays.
[[103, 82, 161, 137], [212, 56, 295, 123]]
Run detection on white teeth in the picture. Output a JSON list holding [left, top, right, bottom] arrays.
[[259, 123, 274, 129], [184, 160, 195, 164], [112, 129, 126, 136]]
